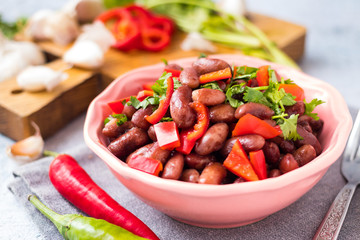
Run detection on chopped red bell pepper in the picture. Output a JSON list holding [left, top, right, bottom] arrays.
[[199, 67, 232, 84], [176, 101, 209, 154], [255, 65, 269, 86], [232, 113, 282, 139], [154, 121, 180, 150], [142, 82, 154, 91], [127, 155, 163, 176], [279, 83, 305, 101], [164, 68, 181, 77], [223, 139, 259, 181], [107, 96, 131, 114], [249, 150, 267, 180], [145, 77, 174, 124], [140, 28, 170, 52], [136, 90, 154, 101]]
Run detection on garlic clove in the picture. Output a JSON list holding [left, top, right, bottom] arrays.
[[181, 32, 217, 53], [16, 66, 68, 92], [7, 122, 44, 163], [63, 40, 104, 69]]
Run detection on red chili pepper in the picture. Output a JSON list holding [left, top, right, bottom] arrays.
[[140, 28, 170, 52], [223, 139, 259, 181], [127, 155, 163, 176], [136, 90, 154, 101], [153, 121, 180, 150], [176, 101, 209, 154], [255, 65, 270, 86], [199, 67, 232, 84], [249, 150, 267, 180], [145, 77, 174, 124], [232, 113, 282, 139], [48, 152, 159, 240], [279, 83, 305, 101]]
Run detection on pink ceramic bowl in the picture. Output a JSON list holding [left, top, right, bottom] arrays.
[[84, 54, 352, 228]]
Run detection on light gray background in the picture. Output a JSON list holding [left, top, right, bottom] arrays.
[[1, 0, 360, 239]]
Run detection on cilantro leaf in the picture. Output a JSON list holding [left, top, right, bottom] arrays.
[[200, 82, 223, 91], [225, 83, 246, 108], [104, 114, 128, 126], [277, 114, 303, 141], [151, 72, 173, 96], [304, 98, 325, 120], [233, 66, 258, 80]]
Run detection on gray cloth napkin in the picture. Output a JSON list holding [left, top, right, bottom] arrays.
[[7, 108, 360, 240]]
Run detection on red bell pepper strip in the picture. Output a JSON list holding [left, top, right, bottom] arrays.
[[127, 155, 163, 176], [176, 101, 209, 154], [142, 82, 154, 90], [164, 68, 181, 77], [279, 83, 305, 101], [140, 28, 171, 52], [145, 77, 174, 124], [255, 65, 269, 86], [199, 67, 232, 84], [47, 152, 160, 240], [136, 90, 154, 101], [107, 96, 132, 114], [223, 139, 259, 181], [125, 5, 152, 26], [232, 113, 282, 139], [249, 150, 267, 180], [148, 16, 175, 35], [154, 121, 180, 150]]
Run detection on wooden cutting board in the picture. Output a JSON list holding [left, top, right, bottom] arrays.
[[0, 13, 306, 141]]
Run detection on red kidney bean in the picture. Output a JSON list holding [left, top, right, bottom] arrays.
[[220, 135, 265, 157], [293, 144, 317, 166], [166, 63, 182, 71], [161, 153, 184, 180], [192, 58, 231, 75], [270, 136, 295, 154], [192, 88, 226, 106], [180, 169, 200, 183], [198, 162, 227, 185], [279, 153, 299, 174], [234, 102, 274, 119], [126, 142, 171, 165], [131, 106, 153, 130], [209, 104, 236, 123], [195, 123, 229, 155], [298, 115, 324, 135], [233, 177, 246, 183], [122, 104, 136, 119], [184, 153, 216, 171], [295, 125, 322, 155], [248, 78, 259, 87], [179, 67, 199, 89], [217, 81, 227, 91], [262, 141, 280, 165], [147, 125, 157, 142], [170, 85, 196, 128], [263, 119, 277, 127], [285, 101, 305, 117], [108, 127, 149, 159], [268, 169, 281, 178], [102, 119, 135, 139]]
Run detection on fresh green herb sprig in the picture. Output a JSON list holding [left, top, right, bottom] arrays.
[[304, 98, 324, 120], [104, 114, 128, 126], [0, 15, 27, 39], [200, 82, 223, 91]]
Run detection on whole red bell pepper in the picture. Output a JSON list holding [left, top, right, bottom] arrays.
[[223, 139, 259, 181], [249, 150, 267, 180], [176, 101, 209, 154], [145, 77, 174, 124], [232, 113, 282, 139], [127, 155, 163, 176], [153, 121, 180, 150]]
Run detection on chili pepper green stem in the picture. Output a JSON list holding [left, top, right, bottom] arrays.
[[43, 150, 60, 158]]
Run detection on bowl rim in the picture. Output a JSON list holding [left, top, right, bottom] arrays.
[[84, 53, 353, 196]]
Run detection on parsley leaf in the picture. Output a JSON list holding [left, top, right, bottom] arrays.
[[233, 66, 258, 80], [104, 114, 128, 126], [304, 98, 325, 120], [225, 83, 246, 108], [277, 114, 302, 141], [151, 72, 173, 96]]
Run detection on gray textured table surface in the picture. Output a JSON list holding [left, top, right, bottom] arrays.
[[1, 0, 360, 239]]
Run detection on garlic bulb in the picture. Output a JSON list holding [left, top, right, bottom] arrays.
[[16, 66, 68, 92], [25, 9, 54, 41], [181, 32, 217, 52], [7, 122, 44, 163], [63, 40, 104, 69], [217, 0, 247, 17]]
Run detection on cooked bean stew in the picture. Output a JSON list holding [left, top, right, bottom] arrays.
[[102, 58, 324, 184]]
